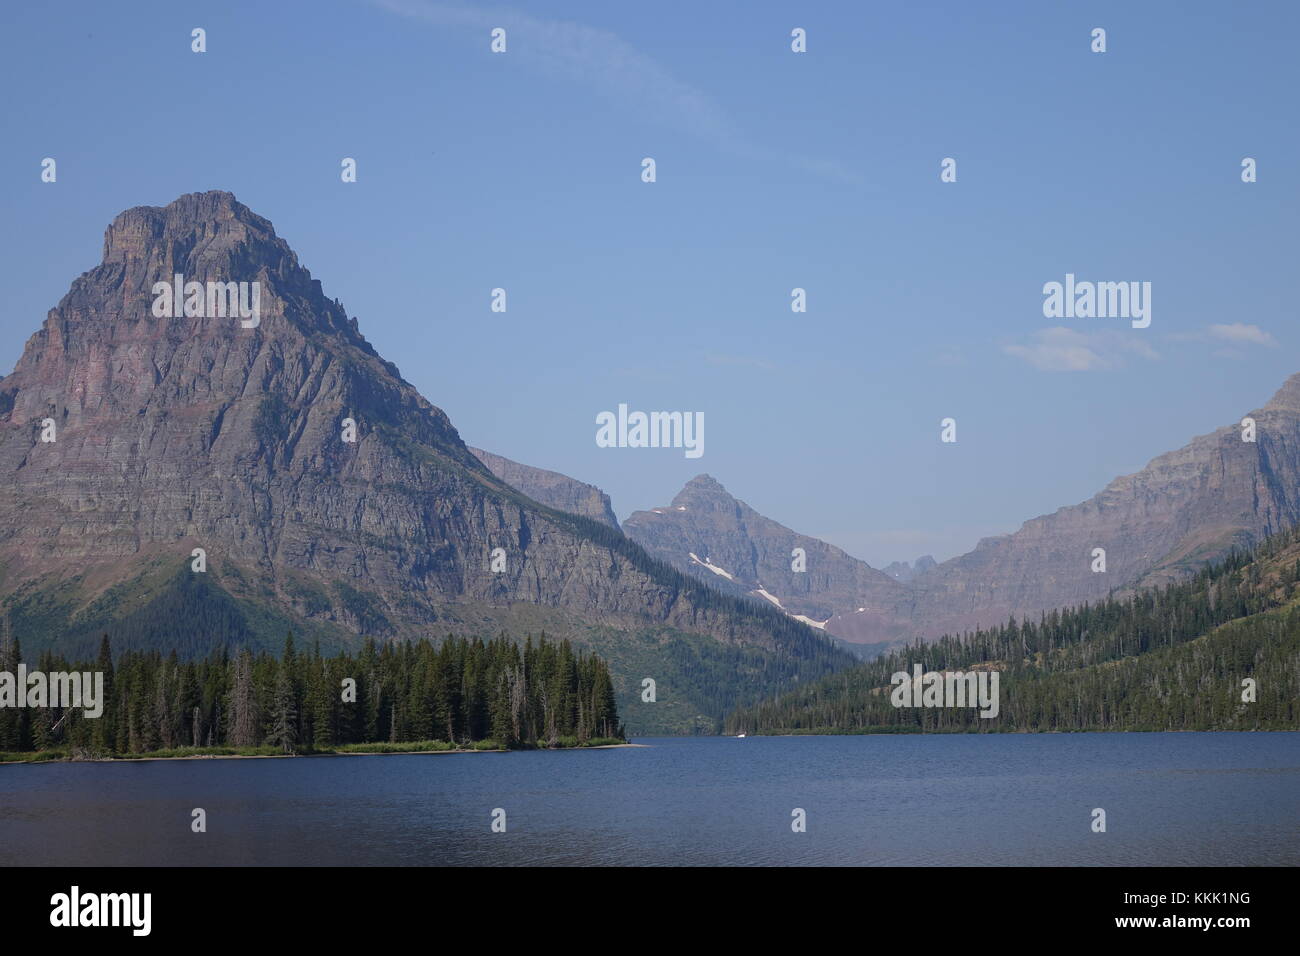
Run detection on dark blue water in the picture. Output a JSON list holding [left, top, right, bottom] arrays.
[[1, 733, 1296, 866]]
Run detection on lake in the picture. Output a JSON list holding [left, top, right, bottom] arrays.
[[1, 733, 1296, 866]]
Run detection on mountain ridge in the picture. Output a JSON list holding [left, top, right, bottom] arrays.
[[623, 372, 1300, 650], [869, 373, 1300, 643], [469, 447, 620, 529]]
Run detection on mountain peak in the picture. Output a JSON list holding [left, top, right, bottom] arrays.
[[1263, 371, 1300, 415], [103, 191, 275, 265], [881, 555, 936, 584], [671, 474, 733, 508], [37, 191, 379, 361], [624, 474, 909, 640]]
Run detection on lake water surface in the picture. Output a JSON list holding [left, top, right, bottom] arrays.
[[2, 733, 1296, 866]]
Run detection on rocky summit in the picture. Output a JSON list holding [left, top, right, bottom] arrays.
[[0, 192, 847, 731], [623, 475, 912, 645]]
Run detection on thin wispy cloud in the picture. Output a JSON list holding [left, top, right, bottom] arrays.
[[370, 0, 857, 183], [1165, 322, 1278, 358], [1003, 327, 1159, 372], [1207, 322, 1276, 347]]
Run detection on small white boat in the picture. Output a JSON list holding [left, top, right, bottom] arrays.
[[737, 733, 746, 738]]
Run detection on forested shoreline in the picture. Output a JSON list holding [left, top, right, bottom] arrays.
[[0, 633, 625, 760], [10, 529, 1300, 757], [727, 530, 1300, 735]]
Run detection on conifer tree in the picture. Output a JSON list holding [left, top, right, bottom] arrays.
[[265, 663, 298, 754]]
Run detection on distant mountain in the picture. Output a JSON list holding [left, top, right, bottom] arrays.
[[629, 375, 1300, 652], [881, 555, 936, 584], [622, 475, 913, 644], [469, 447, 619, 529], [0, 191, 850, 733], [829, 375, 1300, 644]]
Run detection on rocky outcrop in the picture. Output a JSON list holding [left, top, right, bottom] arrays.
[[469, 447, 619, 529]]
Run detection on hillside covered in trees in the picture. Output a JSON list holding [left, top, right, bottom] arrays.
[[726, 528, 1300, 735], [0, 633, 623, 759]]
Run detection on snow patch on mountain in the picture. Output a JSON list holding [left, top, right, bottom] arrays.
[[753, 588, 827, 628], [689, 552, 734, 581]]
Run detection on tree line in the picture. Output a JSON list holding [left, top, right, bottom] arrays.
[[0, 633, 623, 755], [727, 528, 1300, 734]]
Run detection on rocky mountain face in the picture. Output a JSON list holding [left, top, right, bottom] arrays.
[[469, 447, 619, 529], [622, 475, 913, 644], [0, 192, 847, 731]]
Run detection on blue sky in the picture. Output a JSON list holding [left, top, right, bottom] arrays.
[[1, 1, 1297, 566]]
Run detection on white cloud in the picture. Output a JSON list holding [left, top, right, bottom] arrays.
[[1207, 323, 1276, 347], [371, 0, 856, 183], [372, 0, 737, 140], [1003, 327, 1159, 372]]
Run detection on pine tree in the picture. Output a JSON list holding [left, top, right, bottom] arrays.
[[0, 625, 21, 751], [265, 662, 298, 754], [91, 635, 116, 752], [311, 658, 338, 748], [228, 650, 258, 747]]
